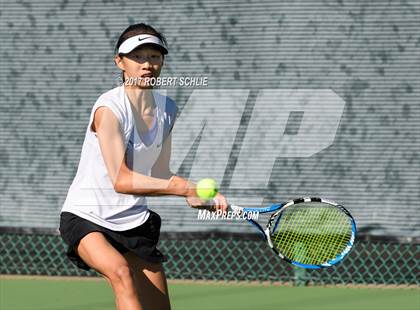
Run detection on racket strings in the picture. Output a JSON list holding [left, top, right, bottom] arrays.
[[304, 207, 350, 264], [271, 203, 352, 265], [295, 208, 349, 264], [310, 208, 349, 260], [279, 207, 330, 264]]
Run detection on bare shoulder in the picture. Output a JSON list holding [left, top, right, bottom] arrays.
[[91, 106, 121, 133]]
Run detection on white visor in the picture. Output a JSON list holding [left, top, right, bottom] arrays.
[[118, 34, 168, 55]]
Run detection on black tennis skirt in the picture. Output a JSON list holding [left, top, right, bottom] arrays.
[[59, 210, 166, 271]]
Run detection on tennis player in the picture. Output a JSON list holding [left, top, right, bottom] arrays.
[[59, 23, 228, 310]]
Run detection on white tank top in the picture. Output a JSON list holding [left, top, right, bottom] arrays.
[[61, 86, 177, 231]]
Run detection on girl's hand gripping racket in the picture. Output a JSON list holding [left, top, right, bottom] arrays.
[[229, 197, 356, 269]]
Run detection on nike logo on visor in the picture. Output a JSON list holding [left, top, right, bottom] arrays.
[[138, 36, 151, 41]]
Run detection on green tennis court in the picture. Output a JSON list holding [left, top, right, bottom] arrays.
[[1, 277, 418, 310]]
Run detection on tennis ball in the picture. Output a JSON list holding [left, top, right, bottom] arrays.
[[196, 178, 218, 200]]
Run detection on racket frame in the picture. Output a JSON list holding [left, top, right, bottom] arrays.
[[230, 197, 357, 269]]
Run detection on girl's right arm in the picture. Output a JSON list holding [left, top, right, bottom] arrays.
[[92, 106, 196, 197]]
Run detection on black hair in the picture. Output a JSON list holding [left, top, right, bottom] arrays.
[[115, 23, 167, 83]]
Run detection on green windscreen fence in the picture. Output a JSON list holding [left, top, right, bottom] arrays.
[[0, 231, 418, 286], [1, 0, 419, 286]]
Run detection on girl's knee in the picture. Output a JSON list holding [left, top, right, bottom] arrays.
[[107, 263, 134, 286]]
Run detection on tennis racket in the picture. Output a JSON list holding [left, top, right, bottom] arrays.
[[229, 197, 356, 269]]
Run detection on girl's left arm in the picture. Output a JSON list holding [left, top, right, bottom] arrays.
[[151, 132, 228, 210], [151, 133, 174, 180]]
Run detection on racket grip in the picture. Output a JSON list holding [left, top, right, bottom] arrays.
[[228, 204, 243, 214]]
